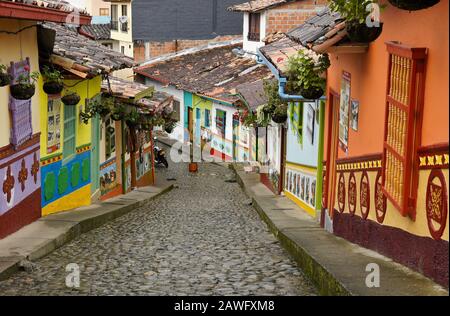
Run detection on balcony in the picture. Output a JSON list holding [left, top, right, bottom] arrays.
[[120, 21, 128, 33], [111, 20, 118, 31]]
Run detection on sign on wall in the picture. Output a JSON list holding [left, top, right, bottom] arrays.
[[339, 71, 351, 153], [47, 98, 61, 154]]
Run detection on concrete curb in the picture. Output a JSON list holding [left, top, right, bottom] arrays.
[[0, 182, 173, 281], [230, 163, 448, 296]]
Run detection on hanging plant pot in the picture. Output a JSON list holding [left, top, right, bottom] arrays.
[[299, 85, 324, 100], [271, 105, 288, 124], [43, 81, 64, 95], [10, 84, 35, 100], [165, 124, 175, 133], [346, 21, 383, 43], [61, 92, 81, 106], [0, 72, 10, 87], [388, 0, 439, 11]]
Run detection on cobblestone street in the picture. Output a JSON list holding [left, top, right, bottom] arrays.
[[0, 145, 317, 296]]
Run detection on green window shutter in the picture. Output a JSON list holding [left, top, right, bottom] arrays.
[[63, 104, 76, 161]]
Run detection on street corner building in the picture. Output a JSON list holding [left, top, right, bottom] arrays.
[[37, 22, 134, 216], [135, 42, 272, 162], [0, 0, 91, 239], [286, 4, 449, 286]]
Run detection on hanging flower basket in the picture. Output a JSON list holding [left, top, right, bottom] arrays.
[[388, 0, 439, 11], [271, 105, 288, 124], [346, 21, 383, 43], [10, 83, 35, 100], [61, 92, 81, 106], [43, 81, 64, 95], [299, 85, 324, 100]]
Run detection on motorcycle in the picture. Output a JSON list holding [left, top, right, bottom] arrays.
[[153, 138, 169, 168]]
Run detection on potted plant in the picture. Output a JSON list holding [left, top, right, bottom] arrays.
[[388, 0, 439, 11], [61, 91, 81, 106], [329, 0, 384, 43], [10, 70, 40, 100], [271, 104, 288, 124], [0, 64, 11, 87], [287, 50, 330, 100], [42, 66, 63, 95]]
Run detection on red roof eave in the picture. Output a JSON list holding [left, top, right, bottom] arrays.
[[0, 1, 91, 25]]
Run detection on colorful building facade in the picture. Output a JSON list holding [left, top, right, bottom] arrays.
[[0, 1, 90, 238], [285, 3, 449, 287], [40, 77, 100, 215]]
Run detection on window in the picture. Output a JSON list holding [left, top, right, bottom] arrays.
[[110, 4, 118, 30], [63, 103, 76, 161], [121, 5, 128, 32], [172, 100, 180, 121], [215, 109, 226, 137], [204, 109, 211, 128], [121, 46, 125, 54], [99, 8, 109, 16], [248, 13, 261, 42], [381, 42, 427, 219], [105, 117, 115, 159]]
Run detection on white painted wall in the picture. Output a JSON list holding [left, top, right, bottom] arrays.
[[242, 11, 267, 56], [211, 102, 234, 142], [144, 79, 185, 143], [267, 123, 282, 174]]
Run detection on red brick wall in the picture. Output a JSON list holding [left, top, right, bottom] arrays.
[[134, 35, 242, 62], [266, 0, 327, 35]]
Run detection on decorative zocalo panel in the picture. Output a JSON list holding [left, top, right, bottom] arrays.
[[360, 171, 371, 220], [0, 135, 40, 215], [426, 169, 448, 240], [418, 143, 449, 170], [336, 154, 382, 173], [348, 172, 357, 216]]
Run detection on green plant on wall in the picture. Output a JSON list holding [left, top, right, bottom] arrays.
[[262, 79, 289, 124], [329, 0, 382, 23], [286, 50, 330, 99]]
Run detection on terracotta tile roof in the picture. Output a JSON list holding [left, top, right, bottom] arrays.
[[79, 23, 111, 40], [235, 78, 268, 110], [137, 91, 174, 114], [102, 76, 153, 101], [287, 7, 348, 53], [135, 44, 272, 104], [41, 22, 134, 77], [260, 34, 305, 75], [228, 0, 294, 12], [0, 0, 91, 22]]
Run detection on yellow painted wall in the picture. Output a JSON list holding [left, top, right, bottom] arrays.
[[333, 168, 450, 242], [40, 76, 102, 159], [0, 19, 41, 147]]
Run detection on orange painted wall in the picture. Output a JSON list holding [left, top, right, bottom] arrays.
[[324, 1, 449, 159]]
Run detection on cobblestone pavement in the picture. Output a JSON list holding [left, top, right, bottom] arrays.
[[0, 145, 317, 296]]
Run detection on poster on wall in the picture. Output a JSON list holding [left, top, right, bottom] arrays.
[[47, 98, 61, 154], [350, 99, 359, 131], [285, 168, 316, 209], [306, 103, 315, 145], [339, 71, 351, 153]]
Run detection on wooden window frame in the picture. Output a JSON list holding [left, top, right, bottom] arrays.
[[248, 13, 261, 42], [381, 41, 427, 220], [63, 103, 77, 163], [99, 8, 109, 16]]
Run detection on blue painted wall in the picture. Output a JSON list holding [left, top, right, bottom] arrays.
[[41, 150, 91, 207]]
